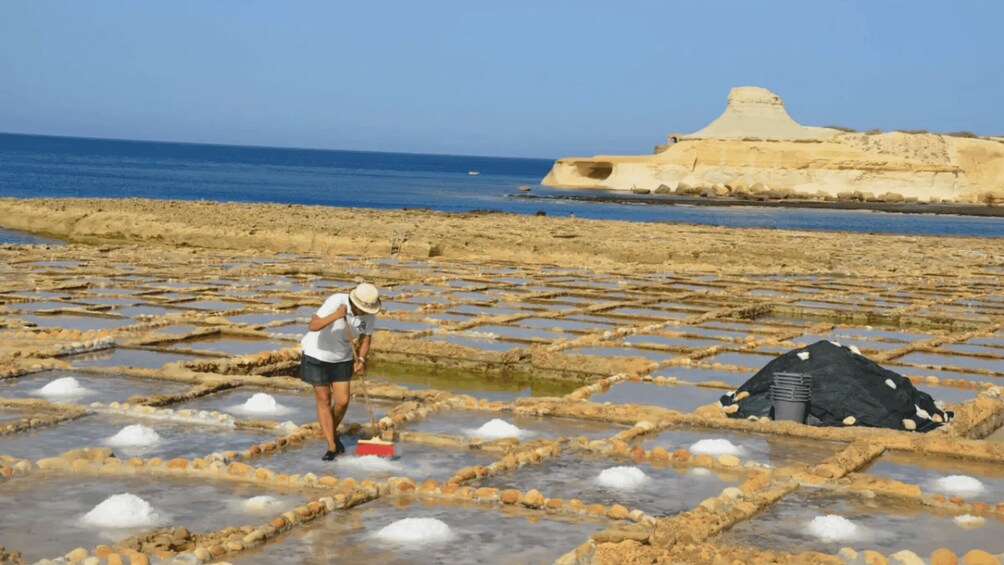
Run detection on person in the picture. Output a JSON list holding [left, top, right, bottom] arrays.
[[299, 282, 381, 460]]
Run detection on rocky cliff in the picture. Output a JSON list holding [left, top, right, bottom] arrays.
[[542, 86, 1004, 203]]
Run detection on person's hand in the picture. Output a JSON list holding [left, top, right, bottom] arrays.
[[332, 305, 347, 319], [354, 360, 365, 375]]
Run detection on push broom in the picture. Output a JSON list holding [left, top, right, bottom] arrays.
[[345, 322, 395, 457]]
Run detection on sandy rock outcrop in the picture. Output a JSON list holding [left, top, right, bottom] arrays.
[[542, 86, 1004, 203]]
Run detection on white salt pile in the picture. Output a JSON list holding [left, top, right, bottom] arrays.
[[465, 418, 530, 440], [105, 425, 162, 448], [80, 493, 163, 529], [805, 514, 861, 542], [35, 376, 94, 398], [229, 393, 295, 416], [689, 438, 743, 456], [241, 496, 284, 513], [596, 466, 651, 491], [953, 514, 986, 528], [931, 475, 985, 497], [373, 517, 455, 545], [686, 468, 712, 478], [335, 455, 403, 474]]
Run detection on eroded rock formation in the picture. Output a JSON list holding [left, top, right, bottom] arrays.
[[543, 86, 1004, 203]]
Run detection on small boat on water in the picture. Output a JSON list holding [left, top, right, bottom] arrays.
[[467, 170, 480, 176]]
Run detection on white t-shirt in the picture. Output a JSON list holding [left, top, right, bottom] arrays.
[[300, 293, 376, 363]]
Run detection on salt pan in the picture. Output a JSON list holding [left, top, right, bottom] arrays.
[[373, 517, 455, 546], [932, 475, 985, 497], [81, 493, 164, 529], [465, 418, 530, 440], [596, 466, 651, 491], [35, 376, 94, 398], [805, 514, 860, 542], [228, 393, 295, 416], [689, 438, 742, 456], [105, 425, 161, 448]]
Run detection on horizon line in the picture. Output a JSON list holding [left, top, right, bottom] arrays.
[[0, 130, 557, 162]]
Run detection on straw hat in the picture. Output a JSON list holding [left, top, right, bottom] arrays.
[[349, 283, 381, 314]]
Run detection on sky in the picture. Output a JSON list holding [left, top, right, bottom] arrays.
[[1, 1, 1002, 159]]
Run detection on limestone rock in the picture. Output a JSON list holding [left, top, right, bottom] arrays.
[[961, 550, 1000, 565], [543, 86, 1004, 204], [521, 489, 545, 509], [889, 550, 925, 565]]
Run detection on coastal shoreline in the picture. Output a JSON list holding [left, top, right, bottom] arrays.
[[1, 197, 1001, 279], [516, 192, 1004, 218]]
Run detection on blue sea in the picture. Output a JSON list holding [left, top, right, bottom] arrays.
[[1, 132, 1003, 238]]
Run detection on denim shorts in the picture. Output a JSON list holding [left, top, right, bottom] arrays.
[[300, 354, 353, 386]]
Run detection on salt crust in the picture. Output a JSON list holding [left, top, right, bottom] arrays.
[[596, 466, 651, 491], [35, 376, 94, 398], [931, 475, 985, 497], [953, 514, 986, 528], [464, 418, 532, 440], [373, 517, 455, 545], [335, 455, 404, 474], [80, 493, 164, 529], [227, 392, 295, 416], [104, 424, 161, 448], [689, 438, 743, 456], [241, 495, 284, 513], [804, 514, 860, 542]]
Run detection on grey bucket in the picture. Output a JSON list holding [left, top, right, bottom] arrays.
[[771, 372, 812, 423]]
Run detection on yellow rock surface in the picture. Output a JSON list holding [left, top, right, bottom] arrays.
[[543, 86, 1004, 203]]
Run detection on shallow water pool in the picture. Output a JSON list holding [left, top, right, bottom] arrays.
[[16, 314, 135, 331], [588, 382, 727, 412], [479, 451, 742, 517], [863, 451, 1004, 501], [0, 413, 273, 461], [167, 336, 288, 356], [66, 348, 200, 369], [234, 495, 608, 565], [720, 488, 1004, 555], [171, 388, 397, 426], [401, 409, 621, 441], [0, 474, 309, 562], [0, 369, 188, 403], [641, 427, 845, 468], [254, 436, 498, 483]]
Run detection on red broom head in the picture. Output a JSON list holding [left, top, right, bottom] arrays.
[[354, 438, 395, 457]]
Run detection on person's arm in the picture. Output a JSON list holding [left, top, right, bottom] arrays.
[[354, 334, 372, 374], [307, 304, 346, 332]]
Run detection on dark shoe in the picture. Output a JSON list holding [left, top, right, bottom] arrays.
[[334, 436, 346, 454], [321, 450, 337, 461]]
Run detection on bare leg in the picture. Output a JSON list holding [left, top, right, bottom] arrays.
[[314, 385, 336, 451], [331, 380, 352, 433]]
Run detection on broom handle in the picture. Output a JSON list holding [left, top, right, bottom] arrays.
[[344, 315, 379, 437]]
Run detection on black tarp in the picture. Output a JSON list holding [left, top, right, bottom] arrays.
[[719, 340, 952, 432]]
